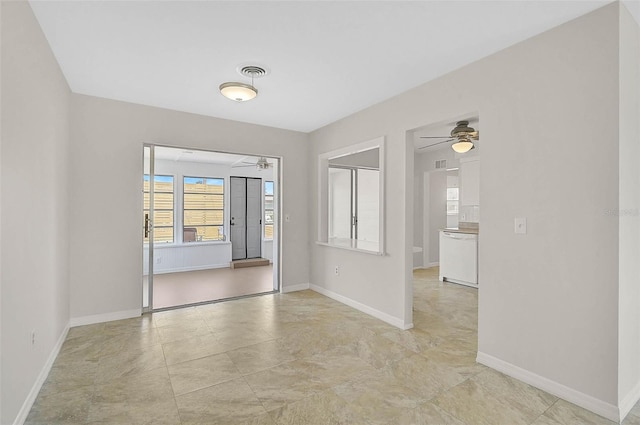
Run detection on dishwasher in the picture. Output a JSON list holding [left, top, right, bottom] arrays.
[[439, 231, 478, 287]]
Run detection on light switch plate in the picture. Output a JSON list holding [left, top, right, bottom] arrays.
[[515, 217, 527, 234]]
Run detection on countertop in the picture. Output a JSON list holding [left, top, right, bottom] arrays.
[[441, 227, 479, 235]]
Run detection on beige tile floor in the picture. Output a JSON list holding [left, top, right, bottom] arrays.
[[26, 267, 640, 424]]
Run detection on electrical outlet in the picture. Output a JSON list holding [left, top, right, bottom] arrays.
[[31, 330, 36, 347], [334, 266, 340, 276], [156, 257, 162, 264]]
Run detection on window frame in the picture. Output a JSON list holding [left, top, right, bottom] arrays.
[[182, 176, 225, 242], [264, 180, 274, 240], [143, 174, 175, 244]]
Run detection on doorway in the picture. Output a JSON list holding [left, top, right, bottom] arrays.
[[230, 177, 262, 260], [142, 145, 280, 311]]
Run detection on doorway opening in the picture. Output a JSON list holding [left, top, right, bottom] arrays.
[[142, 145, 280, 311]]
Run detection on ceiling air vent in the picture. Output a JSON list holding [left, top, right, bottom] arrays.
[[435, 159, 447, 169], [238, 65, 268, 79]]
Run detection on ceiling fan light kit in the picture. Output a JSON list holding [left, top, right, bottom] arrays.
[[451, 138, 474, 153], [219, 65, 267, 102], [419, 120, 478, 153]]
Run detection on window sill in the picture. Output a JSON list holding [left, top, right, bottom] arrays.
[[145, 241, 231, 248], [316, 240, 385, 256]]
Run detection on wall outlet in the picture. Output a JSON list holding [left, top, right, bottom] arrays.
[[31, 330, 36, 347], [334, 266, 340, 276], [156, 257, 162, 264]]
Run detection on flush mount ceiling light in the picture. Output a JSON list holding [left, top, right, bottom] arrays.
[[219, 65, 267, 102]]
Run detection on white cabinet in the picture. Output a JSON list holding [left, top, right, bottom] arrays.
[[460, 158, 480, 206]]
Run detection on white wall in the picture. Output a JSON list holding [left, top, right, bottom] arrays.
[[425, 170, 447, 265], [69, 94, 309, 320], [143, 158, 275, 274], [1, 2, 71, 423], [310, 2, 623, 417], [618, 2, 640, 415]]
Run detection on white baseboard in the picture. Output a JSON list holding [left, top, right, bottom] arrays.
[[619, 380, 640, 422], [13, 324, 69, 425], [476, 352, 620, 423], [281, 283, 310, 293], [309, 284, 412, 330], [145, 264, 229, 276], [69, 308, 141, 327]]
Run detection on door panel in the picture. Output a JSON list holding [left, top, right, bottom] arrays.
[[230, 177, 247, 260], [246, 178, 262, 259]]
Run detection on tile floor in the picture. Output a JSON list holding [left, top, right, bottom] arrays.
[[26, 267, 640, 424]]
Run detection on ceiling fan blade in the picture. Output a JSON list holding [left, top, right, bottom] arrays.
[[418, 139, 454, 149], [419, 136, 451, 139], [232, 164, 256, 168]]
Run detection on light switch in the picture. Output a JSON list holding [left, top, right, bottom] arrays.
[[515, 217, 527, 234]]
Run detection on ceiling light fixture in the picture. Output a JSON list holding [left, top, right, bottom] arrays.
[[451, 138, 474, 153], [219, 65, 267, 102], [219, 82, 257, 102]]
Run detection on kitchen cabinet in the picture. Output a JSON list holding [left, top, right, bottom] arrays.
[[460, 158, 480, 206]]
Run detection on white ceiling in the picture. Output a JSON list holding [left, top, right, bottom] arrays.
[[30, 0, 628, 133], [153, 146, 273, 167]]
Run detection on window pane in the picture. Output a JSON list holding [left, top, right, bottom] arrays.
[[184, 209, 224, 226], [143, 175, 174, 244], [265, 195, 274, 210], [328, 168, 352, 239], [356, 169, 379, 242], [265, 211, 274, 224], [154, 193, 173, 210], [184, 177, 224, 194], [154, 210, 173, 227], [185, 226, 224, 241], [153, 227, 174, 244], [144, 175, 173, 193], [184, 193, 223, 209], [265, 181, 274, 196], [265, 224, 273, 239]]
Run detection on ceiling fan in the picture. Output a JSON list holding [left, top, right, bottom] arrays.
[[419, 120, 479, 153], [232, 156, 273, 170]]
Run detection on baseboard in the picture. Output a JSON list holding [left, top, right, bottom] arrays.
[[309, 284, 412, 330], [69, 308, 141, 327], [146, 264, 229, 275], [426, 262, 439, 268], [281, 283, 310, 293], [476, 351, 620, 422], [13, 323, 69, 425], [619, 380, 640, 422]]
